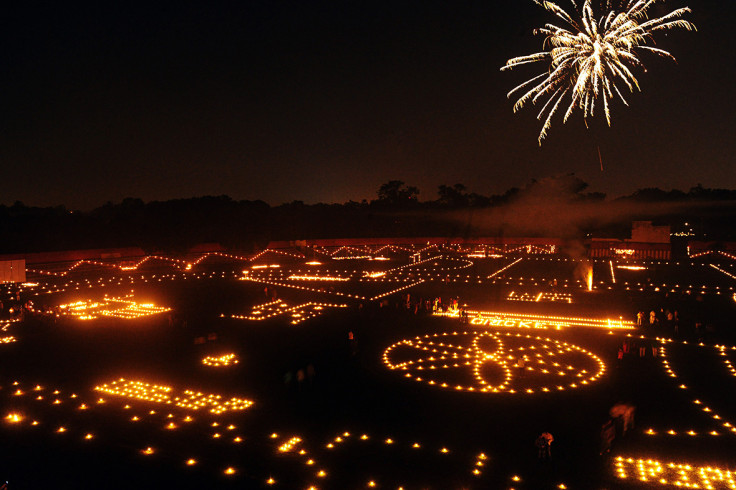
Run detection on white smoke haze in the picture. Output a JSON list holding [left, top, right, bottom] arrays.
[[433, 198, 736, 239]]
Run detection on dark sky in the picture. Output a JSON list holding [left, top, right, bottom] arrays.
[[1, 0, 734, 209]]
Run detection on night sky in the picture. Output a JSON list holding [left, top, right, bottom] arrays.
[[1, 0, 734, 210]]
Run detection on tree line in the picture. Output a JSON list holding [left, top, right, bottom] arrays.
[[1, 176, 735, 254]]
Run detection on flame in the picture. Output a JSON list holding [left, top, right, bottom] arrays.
[[586, 267, 593, 292]]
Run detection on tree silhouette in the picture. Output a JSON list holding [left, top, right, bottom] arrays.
[[376, 180, 419, 206]]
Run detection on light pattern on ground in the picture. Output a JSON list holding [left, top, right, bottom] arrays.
[[614, 456, 736, 489], [202, 353, 239, 367], [241, 272, 424, 302], [383, 330, 605, 393], [94, 379, 254, 414], [225, 299, 347, 324], [2, 379, 497, 487], [271, 430, 489, 488], [58, 296, 171, 320], [437, 309, 636, 330], [658, 340, 736, 437], [1, 319, 21, 343], [507, 291, 572, 303]]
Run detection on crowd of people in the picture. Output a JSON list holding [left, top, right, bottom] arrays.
[[375, 293, 464, 317]]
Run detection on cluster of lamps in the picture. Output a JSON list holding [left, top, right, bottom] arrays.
[[507, 291, 572, 303], [226, 299, 347, 325], [202, 353, 239, 367], [58, 295, 171, 320], [614, 456, 736, 489], [94, 379, 254, 414]]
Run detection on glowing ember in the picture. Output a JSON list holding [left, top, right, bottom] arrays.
[[5, 413, 23, 424]]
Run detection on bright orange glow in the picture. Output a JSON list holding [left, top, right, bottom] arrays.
[[5, 413, 22, 423]]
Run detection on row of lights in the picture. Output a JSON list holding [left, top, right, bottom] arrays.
[[488, 258, 524, 279], [711, 264, 736, 281], [644, 428, 722, 437], [437, 309, 636, 330]]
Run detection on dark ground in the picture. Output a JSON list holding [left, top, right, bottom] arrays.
[[1, 253, 735, 489]]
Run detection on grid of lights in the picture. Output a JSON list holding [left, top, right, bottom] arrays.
[[21, 251, 735, 302], [58, 296, 171, 320], [94, 379, 254, 414], [614, 456, 736, 489], [383, 330, 605, 394]]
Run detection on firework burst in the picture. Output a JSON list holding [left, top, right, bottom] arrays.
[[501, 0, 695, 144]]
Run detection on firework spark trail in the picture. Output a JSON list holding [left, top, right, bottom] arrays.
[[501, 0, 695, 144]]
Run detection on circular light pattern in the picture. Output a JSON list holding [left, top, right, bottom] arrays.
[[383, 330, 605, 393]]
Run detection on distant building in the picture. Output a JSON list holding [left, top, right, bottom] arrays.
[[630, 221, 670, 243], [589, 221, 671, 259]]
